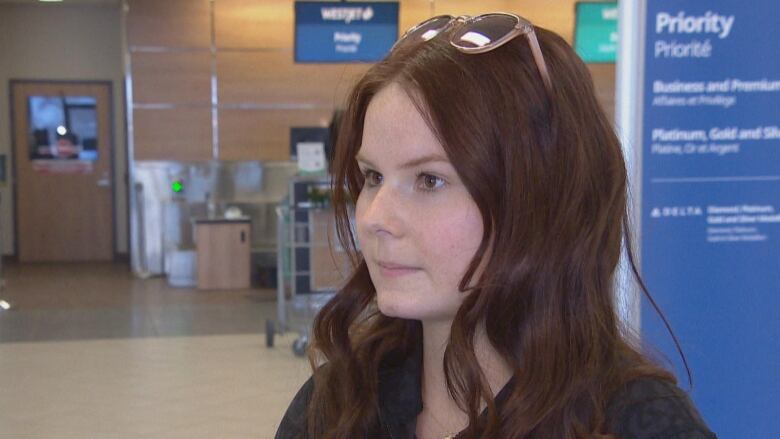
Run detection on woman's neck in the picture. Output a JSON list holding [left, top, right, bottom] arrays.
[[417, 319, 513, 438]]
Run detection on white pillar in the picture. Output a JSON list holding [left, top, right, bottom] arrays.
[[614, 0, 647, 336]]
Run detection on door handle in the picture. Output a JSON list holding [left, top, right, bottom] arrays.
[[240, 230, 246, 243]]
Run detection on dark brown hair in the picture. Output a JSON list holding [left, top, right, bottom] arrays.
[[307, 25, 676, 438]]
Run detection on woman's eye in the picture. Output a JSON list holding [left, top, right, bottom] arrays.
[[363, 170, 382, 187], [418, 173, 445, 192]]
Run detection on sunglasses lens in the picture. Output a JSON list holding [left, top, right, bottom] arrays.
[[450, 14, 519, 49], [402, 16, 453, 44]]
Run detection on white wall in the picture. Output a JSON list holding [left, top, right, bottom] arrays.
[[0, 2, 128, 255]]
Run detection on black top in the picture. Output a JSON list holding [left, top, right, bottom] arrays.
[[275, 339, 717, 439]]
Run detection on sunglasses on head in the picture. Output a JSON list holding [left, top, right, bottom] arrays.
[[392, 13, 552, 92]]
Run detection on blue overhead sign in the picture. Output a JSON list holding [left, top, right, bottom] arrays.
[[574, 2, 618, 63], [640, 1, 780, 438], [294, 1, 399, 63]]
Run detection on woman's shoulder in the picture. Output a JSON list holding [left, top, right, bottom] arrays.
[[605, 376, 717, 439], [275, 375, 315, 439]]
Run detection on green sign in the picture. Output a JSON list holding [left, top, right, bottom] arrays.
[[171, 180, 183, 193], [574, 2, 618, 63]]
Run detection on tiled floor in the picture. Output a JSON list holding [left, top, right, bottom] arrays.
[[0, 262, 279, 342], [0, 262, 313, 438]]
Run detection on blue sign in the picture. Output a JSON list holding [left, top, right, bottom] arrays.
[[295, 1, 399, 63], [641, 1, 780, 437], [574, 2, 618, 63]]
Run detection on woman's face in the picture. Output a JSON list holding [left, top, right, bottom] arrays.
[[355, 82, 484, 322]]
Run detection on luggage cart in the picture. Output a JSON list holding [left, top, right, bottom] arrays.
[[266, 203, 345, 356]]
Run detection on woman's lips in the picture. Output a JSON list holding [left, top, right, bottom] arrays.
[[377, 261, 420, 278]]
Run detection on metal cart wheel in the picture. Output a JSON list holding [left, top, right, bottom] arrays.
[[265, 319, 275, 348], [292, 336, 308, 357]]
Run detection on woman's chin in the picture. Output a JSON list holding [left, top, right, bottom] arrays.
[[375, 291, 407, 318], [375, 290, 423, 320], [375, 291, 458, 322]]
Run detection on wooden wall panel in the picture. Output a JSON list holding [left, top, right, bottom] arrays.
[[214, 0, 292, 49], [125, 0, 615, 163], [217, 51, 369, 106], [131, 52, 212, 104], [133, 108, 213, 161], [587, 63, 616, 123], [218, 108, 332, 161], [399, 0, 435, 35], [127, 0, 212, 48]]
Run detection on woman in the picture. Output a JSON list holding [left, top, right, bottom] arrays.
[[276, 13, 716, 439]]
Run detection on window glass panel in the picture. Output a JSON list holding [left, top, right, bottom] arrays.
[[28, 95, 98, 161]]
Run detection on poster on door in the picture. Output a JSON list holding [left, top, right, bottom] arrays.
[[640, 1, 779, 437]]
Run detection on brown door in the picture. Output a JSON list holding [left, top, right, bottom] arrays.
[[11, 81, 114, 262]]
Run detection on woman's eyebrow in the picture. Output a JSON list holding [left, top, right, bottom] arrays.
[[354, 154, 375, 167], [399, 154, 450, 169], [355, 153, 450, 170]]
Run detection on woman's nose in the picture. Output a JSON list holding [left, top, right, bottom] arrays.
[[360, 185, 406, 239]]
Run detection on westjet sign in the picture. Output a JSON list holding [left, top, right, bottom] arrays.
[[320, 6, 375, 23], [295, 1, 399, 63]]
